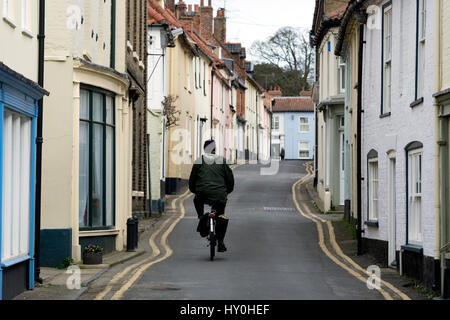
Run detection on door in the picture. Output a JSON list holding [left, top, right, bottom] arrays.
[[339, 130, 345, 206], [388, 156, 397, 266]]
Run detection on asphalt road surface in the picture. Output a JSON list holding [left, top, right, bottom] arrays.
[[120, 161, 383, 300]]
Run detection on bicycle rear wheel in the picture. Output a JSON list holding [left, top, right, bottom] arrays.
[[209, 232, 216, 261]]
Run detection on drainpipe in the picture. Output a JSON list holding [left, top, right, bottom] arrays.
[[356, 21, 365, 256], [434, 0, 446, 298], [34, 0, 46, 285], [210, 67, 215, 139]]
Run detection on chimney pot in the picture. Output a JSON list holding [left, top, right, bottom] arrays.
[[194, 4, 199, 12], [208, 0, 212, 7], [188, 4, 192, 11], [201, 0, 204, 7]]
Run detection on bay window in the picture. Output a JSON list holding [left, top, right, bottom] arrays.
[[79, 88, 115, 230]]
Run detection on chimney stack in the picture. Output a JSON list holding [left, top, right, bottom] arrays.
[[165, 0, 175, 12], [214, 8, 226, 43], [200, 0, 213, 40], [175, 0, 187, 18]]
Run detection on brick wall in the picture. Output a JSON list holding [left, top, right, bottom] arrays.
[[127, 0, 148, 214]]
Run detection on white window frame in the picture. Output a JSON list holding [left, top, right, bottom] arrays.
[[299, 117, 310, 133], [368, 159, 379, 222], [416, 0, 426, 100], [298, 141, 310, 160], [3, 0, 10, 18], [382, 4, 392, 115], [273, 116, 279, 130], [337, 57, 346, 94], [21, 0, 31, 31], [2, 109, 32, 263], [408, 149, 423, 245]]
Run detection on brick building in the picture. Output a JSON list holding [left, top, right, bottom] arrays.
[[127, 0, 149, 217]]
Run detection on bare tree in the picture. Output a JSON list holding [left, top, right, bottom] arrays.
[[250, 27, 314, 88], [162, 95, 180, 128]]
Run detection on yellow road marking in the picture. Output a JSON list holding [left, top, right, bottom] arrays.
[[110, 191, 192, 300], [94, 190, 190, 300], [292, 163, 394, 300], [301, 162, 410, 300]]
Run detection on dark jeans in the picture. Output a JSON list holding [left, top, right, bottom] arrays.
[[194, 195, 228, 243]]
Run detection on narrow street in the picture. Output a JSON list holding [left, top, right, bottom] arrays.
[[80, 161, 388, 300]]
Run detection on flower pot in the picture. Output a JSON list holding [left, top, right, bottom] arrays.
[[83, 252, 103, 265]]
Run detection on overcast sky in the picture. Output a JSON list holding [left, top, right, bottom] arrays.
[[182, 0, 316, 62]]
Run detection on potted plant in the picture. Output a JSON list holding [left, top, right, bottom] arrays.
[[83, 244, 103, 265]]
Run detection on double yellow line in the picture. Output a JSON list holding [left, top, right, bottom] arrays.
[[94, 190, 192, 300], [95, 164, 242, 300], [293, 162, 410, 300]]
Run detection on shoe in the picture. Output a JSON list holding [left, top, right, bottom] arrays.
[[218, 242, 227, 252]]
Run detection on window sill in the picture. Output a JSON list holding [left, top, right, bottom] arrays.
[[410, 97, 424, 108], [401, 244, 423, 254], [79, 228, 119, 238], [365, 221, 379, 228], [379, 112, 391, 119], [3, 16, 17, 29], [22, 29, 34, 38]]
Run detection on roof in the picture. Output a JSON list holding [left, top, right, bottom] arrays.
[[272, 97, 314, 113], [0, 61, 49, 97]]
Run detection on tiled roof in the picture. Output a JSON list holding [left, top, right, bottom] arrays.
[[272, 97, 314, 113]]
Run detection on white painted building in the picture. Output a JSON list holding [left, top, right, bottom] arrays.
[[360, 0, 438, 287]]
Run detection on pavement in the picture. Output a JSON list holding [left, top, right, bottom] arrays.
[[14, 239, 146, 300], [14, 160, 433, 300]]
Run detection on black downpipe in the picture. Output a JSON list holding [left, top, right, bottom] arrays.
[[357, 23, 365, 256], [35, 0, 46, 284]]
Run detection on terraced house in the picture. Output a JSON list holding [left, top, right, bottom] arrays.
[[40, 0, 133, 268], [0, 0, 48, 300], [312, 0, 450, 296]]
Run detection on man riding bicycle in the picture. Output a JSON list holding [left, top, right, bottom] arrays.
[[189, 139, 234, 253]]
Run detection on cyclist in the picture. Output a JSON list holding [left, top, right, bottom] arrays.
[[189, 139, 234, 252]]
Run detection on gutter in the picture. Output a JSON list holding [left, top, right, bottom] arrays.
[[34, 0, 46, 284]]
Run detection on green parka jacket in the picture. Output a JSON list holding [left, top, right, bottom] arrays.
[[188, 153, 235, 204]]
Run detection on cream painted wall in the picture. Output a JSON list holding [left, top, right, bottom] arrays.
[[0, 0, 39, 81], [165, 36, 196, 182], [42, 0, 130, 262]]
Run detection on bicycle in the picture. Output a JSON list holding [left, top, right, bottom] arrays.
[[206, 210, 217, 261]]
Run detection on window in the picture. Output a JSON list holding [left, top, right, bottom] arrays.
[[408, 149, 423, 244], [221, 84, 225, 112], [2, 109, 32, 262], [382, 3, 392, 114], [203, 61, 206, 96], [194, 57, 198, 89], [415, 0, 426, 100], [273, 116, 279, 130], [299, 142, 310, 159], [185, 55, 191, 91], [368, 159, 379, 221], [337, 57, 346, 94], [79, 88, 115, 230], [299, 117, 310, 133], [21, 0, 31, 31], [2, 0, 11, 18]]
